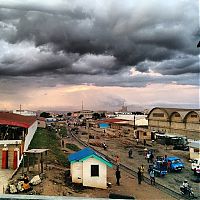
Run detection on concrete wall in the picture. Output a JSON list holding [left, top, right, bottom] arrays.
[[83, 157, 107, 189], [71, 162, 83, 184], [24, 121, 38, 151]]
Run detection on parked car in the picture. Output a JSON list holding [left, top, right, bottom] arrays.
[[165, 156, 184, 172], [152, 160, 167, 176]]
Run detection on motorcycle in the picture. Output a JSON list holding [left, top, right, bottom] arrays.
[[180, 185, 194, 197]]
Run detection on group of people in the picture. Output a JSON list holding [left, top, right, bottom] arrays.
[[146, 151, 154, 163], [137, 164, 155, 185]]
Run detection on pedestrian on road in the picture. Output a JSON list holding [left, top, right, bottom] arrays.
[[115, 167, 121, 186], [140, 164, 145, 180], [146, 152, 150, 163], [167, 160, 171, 172], [137, 167, 142, 184], [150, 170, 155, 185], [136, 138, 139, 145], [150, 153, 154, 163], [144, 139, 146, 146], [115, 155, 120, 167], [128, 149, 133, 158]]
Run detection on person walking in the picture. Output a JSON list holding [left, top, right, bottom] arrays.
[[137, 167, 142, 184], [144, 139, 146, 146], [140, 164, 145, 180], [128, 149, 133, 158], [150, 170, 155, 185], [146, 151, 150, 163], [150, 153, 154, 163], [115, 167, 121, 186], [136, 138, 139, 145], [115, 155, 120, 167]]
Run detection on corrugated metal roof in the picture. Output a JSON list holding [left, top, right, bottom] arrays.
[[189, 141, 200, 149], [68, 147, 112, 166], [0, 112, 37, 128]]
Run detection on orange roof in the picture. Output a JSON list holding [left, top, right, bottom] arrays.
[[0, 112, 37, 128]]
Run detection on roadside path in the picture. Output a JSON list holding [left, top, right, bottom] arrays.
[[0, 169, 13, 194]]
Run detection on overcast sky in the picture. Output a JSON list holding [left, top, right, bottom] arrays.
[[0, 0, 199, 111]]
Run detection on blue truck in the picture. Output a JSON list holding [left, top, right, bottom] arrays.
[[148, 160, 167, 177], [165, 156, 184, 172]]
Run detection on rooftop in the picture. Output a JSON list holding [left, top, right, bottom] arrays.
[[0, 112, 37, 128], [68, 147, 112, 167]]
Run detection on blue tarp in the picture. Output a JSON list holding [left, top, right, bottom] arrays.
[[99, 123, 109, 129]]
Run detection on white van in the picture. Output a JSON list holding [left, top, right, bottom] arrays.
[[191, 159, 200, 171]]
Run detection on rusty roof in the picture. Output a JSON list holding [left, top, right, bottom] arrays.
[[0, 112, 37, 128]]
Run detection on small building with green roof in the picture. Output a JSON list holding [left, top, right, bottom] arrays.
[[68, 147, 112, 189]]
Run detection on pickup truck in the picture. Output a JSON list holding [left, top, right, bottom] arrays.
[[165, 156, 184, 172]]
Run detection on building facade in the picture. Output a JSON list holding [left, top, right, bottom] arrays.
[[147, 107, 200, 139], [0, 112, 37, 169]]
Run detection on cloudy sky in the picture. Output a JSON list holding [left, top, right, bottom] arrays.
[[0, 0, 199, 111]]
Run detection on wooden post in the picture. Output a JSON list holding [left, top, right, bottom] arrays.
[[45, 151, 48, 169], [38, 154, 40, 173], [33, 154, 35, 169], [41, 153, 43, 173], [27, 154, 30, 172]]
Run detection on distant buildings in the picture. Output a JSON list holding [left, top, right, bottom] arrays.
[[147, 107, 200, 139], [72, 110, 94, 119], [13, 109, 37, 116], [37, 117, 46, 128]]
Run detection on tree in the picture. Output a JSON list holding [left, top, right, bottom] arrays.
[[92, 113, 101, 120], [67, 112, 72, 116], [40, 112, 51, 118], [100, 112, 106, 118], [78, 114, 84, 119]]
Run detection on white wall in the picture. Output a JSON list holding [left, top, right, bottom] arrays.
[[24, 121, 37, 151], [71, 162, 83, 183], [189, 147, 200, 160], [82, 157, 107, 189]]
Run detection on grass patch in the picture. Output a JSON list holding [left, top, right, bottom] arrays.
[[28, 128, 69, 167], [65, 143, 81, 152], [59, 127, 68, 137]]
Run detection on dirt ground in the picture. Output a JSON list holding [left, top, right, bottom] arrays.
[[9, 126, 195, 199], [78, 127, 200, 198], [32, 163, 175, 199]]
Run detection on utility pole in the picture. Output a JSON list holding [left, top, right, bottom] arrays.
[[20, 104, 22, 115], [81, 100, 84, 111]]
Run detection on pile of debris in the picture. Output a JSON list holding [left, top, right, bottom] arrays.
[[6, 174, 42, 194]]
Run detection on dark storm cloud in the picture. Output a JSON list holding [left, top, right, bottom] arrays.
[[0, 0, 199, 87]]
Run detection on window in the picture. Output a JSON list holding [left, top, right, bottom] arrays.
[[143, 132, 147, 136], [91, 165, 99, 177], [191, 114, 197, 118], [194, 148, 199, 153], [153, 113, 164, 117], [174, 113, 180, 117]]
